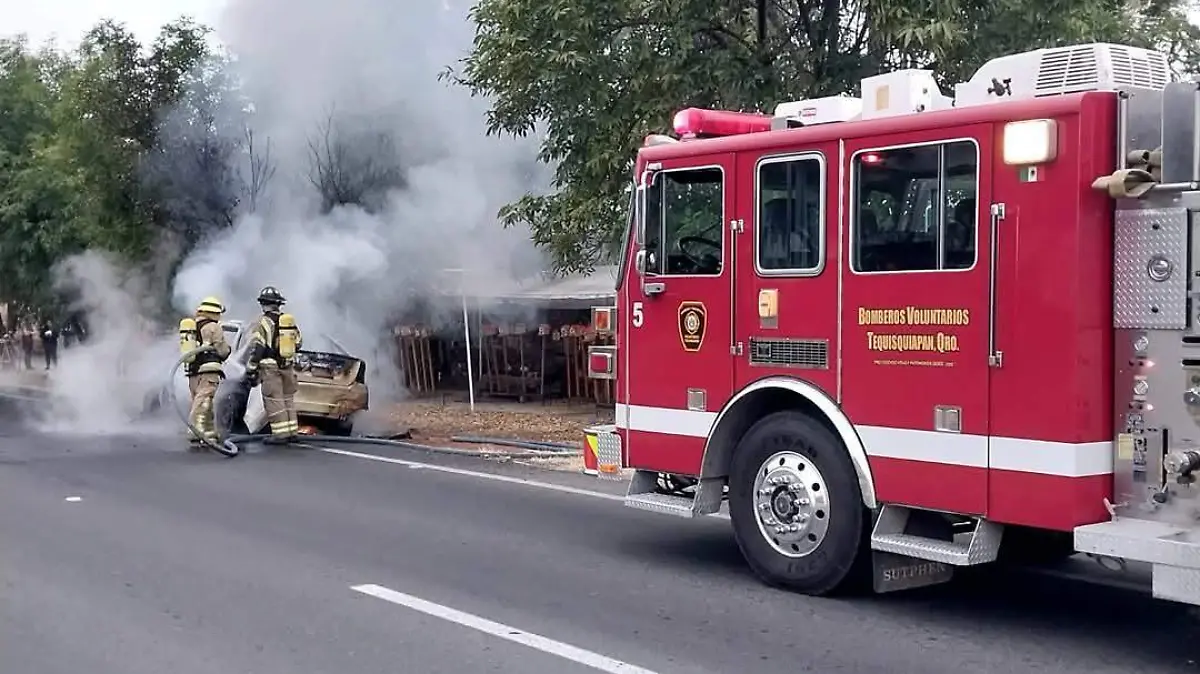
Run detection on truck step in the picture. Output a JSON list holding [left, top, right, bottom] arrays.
[[624, 470, 725, 518], [870, 504, 1003, 566]]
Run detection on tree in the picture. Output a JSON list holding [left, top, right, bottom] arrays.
[[0, 38, 85, 311], [240, 126, 276, 214], [451, 0, 1200, 273], [141, 50, 249, 252], [0, 18, 248, 318], [305, 108, 406, 214]]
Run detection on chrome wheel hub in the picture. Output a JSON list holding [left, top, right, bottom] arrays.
[[751, 451, 831, 557]]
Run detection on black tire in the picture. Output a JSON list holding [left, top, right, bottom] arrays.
[[728, 410, 870, 595], [332, 414, 357, 437]]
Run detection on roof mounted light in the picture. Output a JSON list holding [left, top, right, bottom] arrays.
[[672, 108, 772, 139], [1002, 119, 1058, 165]]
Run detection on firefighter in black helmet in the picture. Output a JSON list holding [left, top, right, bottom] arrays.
[[244, 286, 303, 443]]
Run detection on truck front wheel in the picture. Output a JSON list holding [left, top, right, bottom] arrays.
[[728, 410, 869, 595]]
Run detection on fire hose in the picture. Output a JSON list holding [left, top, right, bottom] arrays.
[[170, 346, 571, 459]]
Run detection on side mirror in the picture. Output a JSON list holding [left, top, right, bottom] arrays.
[[635, 249, 659, 275]]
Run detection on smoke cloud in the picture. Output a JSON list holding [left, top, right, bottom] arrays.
[[35, 0, 552, 433]]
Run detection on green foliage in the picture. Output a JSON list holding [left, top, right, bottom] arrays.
[[453, 0, 1200, 273], [2, 3, 1198, 320], [0, 19, 236, 321]]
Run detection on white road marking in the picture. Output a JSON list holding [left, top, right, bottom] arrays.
[[317, 447, 732, 519], [351, 583, 659, 674], [319, 447, 1153, 595], [64, 496, 81, 502], [318, 447, 624, 502]]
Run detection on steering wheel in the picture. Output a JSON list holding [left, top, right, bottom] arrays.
[[677, 235, 721, 270]]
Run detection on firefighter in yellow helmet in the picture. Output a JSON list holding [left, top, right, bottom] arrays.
[[244, 286, 302, 444], [178, 296, 231, 450]]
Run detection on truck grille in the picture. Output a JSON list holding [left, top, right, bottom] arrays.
[[748, 338, 829, 369]]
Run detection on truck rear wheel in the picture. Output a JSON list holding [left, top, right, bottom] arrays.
[[728, 410, 869, 595]]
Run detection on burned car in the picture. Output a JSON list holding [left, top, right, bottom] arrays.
[[213, 320, 369, 436]]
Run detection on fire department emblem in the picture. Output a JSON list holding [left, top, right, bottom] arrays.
[[677, 302, 707, 352]]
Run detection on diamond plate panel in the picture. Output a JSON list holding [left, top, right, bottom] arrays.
[[624, 492, 697, 517], [1113, 207, 1188, 329], [1075, 518, 1200, 567], [1153, 564, 1200, 606], [870, 505, 1002, 566], [595, 428, 623, 480]]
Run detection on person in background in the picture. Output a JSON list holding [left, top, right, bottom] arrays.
[[41, 322, 58, 370], [20, 326, 33, 370]]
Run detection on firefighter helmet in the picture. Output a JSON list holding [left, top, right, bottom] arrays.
[[257, 286, 286, 306], [196, 296, 225, 315]]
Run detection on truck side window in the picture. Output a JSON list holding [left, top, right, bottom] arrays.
[[852, 140, 978, 273], [757, 155, 823, 274], [644, 167, 724, 276]]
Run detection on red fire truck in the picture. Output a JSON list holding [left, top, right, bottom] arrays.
[[583, 41, 1200, 606]]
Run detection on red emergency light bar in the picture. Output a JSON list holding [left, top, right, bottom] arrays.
[[672, 107, 773, 139]]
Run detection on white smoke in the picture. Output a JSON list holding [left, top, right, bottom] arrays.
[[37, 252, 183, 434], [34, 0, 552, 433]]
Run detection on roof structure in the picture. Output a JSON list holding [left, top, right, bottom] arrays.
[[477, 265, 619, 309]]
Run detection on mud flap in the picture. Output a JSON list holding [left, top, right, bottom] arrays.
[[872, 551, 954, 593], [870, 507, 957, 593]]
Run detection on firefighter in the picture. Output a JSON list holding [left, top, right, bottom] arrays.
[[179, 296, 231, 450], [244, 286, 302, 444]]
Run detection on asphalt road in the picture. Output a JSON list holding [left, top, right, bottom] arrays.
[[0, 416, 1196, 673]]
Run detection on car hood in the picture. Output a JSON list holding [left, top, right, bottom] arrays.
[[294, 349, 365, 385]]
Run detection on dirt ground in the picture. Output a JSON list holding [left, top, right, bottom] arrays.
[[383, 396, 615, 473], [389, 397, 613, 444]]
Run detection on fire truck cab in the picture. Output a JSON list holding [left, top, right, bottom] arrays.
[[585, 42, 1200, 606]]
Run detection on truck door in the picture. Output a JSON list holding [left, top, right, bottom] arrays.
[[732, 147, 839, 399], [624, 153, 735, 474], [839, 129, 994, 515]]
